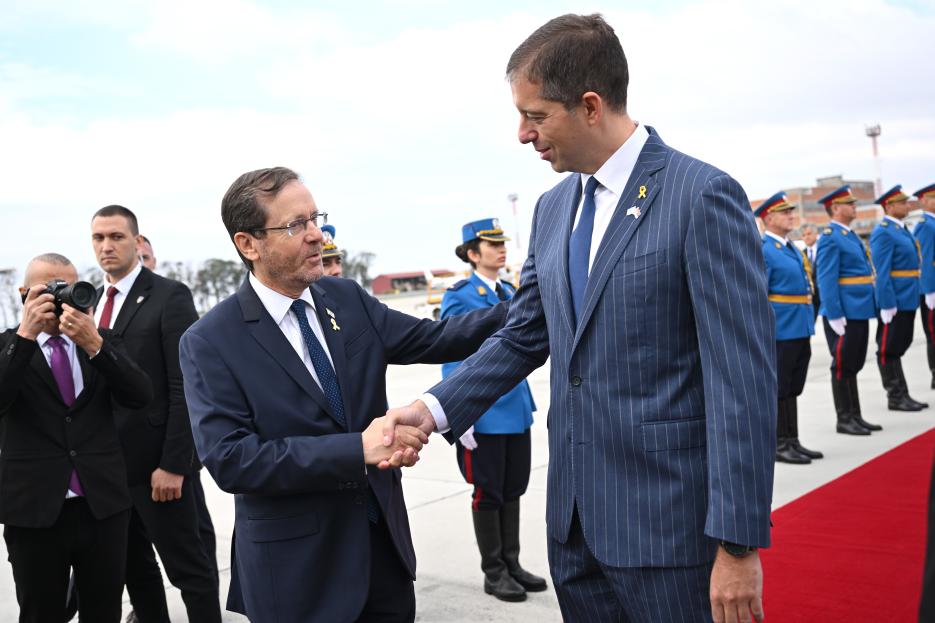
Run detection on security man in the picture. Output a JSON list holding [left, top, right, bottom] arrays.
[[441, 218, 547, 602], [870, 184, 928, 411], [816, 185, 883, 435], [320, 224, 344, 278], [757, 192, 822, 464], [914, 183, 935, 389]]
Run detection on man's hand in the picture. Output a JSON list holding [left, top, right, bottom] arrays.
[[880, 307, 897, 325], [378, 401, 436, 470], [16, 284, 56, 341], [151, 468, 185, 502], [827, 317, 846, 336], [60, 304, 103, 357], [362, 416, 428, 466], [710, 547, 764, 623]]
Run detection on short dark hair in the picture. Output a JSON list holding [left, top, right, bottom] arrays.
[[221, 167, 300, 270], [140, 235, 152, 245], [93, 204, 140, 236], [506, 14, 629, 112]]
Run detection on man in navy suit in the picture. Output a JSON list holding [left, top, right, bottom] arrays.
[[179, 167, 509, 623], [383, 14, 775, 623]]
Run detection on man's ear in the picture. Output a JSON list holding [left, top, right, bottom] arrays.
[[234, 232, 261, 265], [581, 91, 603, 126]]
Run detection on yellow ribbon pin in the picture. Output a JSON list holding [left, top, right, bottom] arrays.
[[330, 317, 340, 331], [638, 185, 647, 199]]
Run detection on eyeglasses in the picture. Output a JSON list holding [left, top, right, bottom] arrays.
[[252, 212, 328, 238]]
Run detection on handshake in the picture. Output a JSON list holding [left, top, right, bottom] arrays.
[[360, 401, 437, 469]]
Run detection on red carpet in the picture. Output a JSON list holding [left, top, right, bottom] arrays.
[[760, 428, 935, 621]]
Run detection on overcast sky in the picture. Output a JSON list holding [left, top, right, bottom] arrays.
[[1, 0, 933, 280]]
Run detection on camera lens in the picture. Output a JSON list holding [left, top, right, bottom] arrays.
[[68, 282, 96, 310]]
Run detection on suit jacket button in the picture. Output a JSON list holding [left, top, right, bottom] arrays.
[[65, 416, 72, 423], [69, 450, 77, 457], [571, 376, 582, 387]]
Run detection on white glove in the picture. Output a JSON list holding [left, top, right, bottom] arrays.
[[880, 307, 897, 324], [926, 293, 935, 310], [458, 426, 477, 450], [828, 317, 847, 336]]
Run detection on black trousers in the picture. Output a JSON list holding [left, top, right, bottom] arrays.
[[125, 471, 220, 623], [823, 318, 869, 379], [456, 430, 532, 511], [776, 338, 811, 399], [354, 518, 416, 623], [4, 499, 129, 623], [876, 309, 916, 363]]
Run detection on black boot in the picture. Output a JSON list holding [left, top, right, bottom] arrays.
[[845, 376, 882, 431], [894, 359, 929, 409], [928, 343, 935, 389], [787, 397, 823, 459], [776, 398, 810, 463], [879, 358, 923, 411], [500, 500, 548, 592], [833, 378, 870, 435], [472, 510, 526, 602]]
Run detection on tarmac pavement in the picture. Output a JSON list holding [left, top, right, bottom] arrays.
[[1, 320, 933, 621]]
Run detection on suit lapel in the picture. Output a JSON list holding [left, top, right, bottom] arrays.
[[572, 133, 668, 348], [559, 178, 584, 337], [237, 280, 339, 425], [310, 284, 352, 431], [112, 269, 154, 334], [29, 346, 61, 399]]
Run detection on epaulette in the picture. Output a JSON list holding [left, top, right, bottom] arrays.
[[881, 220, 889, 227], [447, 279, 471, 291], [823, 228, 833, 235]]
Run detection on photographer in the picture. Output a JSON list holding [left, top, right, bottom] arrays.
[[0, 253, 151, 623]]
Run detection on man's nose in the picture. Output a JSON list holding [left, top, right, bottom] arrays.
[[518, 121, 536, 145]]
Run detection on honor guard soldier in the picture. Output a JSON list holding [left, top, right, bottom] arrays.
[[914, 183, 935, 388], [320, 224, 344, 277], [816, 185, 883, 435], [871, 185, 928, 411], [441, 218, 547, 602], [757, 193, 822, 464]]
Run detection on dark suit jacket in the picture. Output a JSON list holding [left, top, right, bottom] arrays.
[[0, 330, 152, 527], [99, 267, 200, 484], [431, 127, 776, 568], [179, 276, 506, 623]]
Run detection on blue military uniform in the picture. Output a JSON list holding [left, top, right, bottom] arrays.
[[442, 217, 547, 601], [913, 184, 935, 387], [756, 192, 821, 463], [870, 185, 928, 411], [815, 185, 882, 434]]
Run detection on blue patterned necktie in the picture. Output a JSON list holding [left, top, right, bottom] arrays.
[[290, 299, 378, 522], [290, 299, 345, 427], [568, 175, 601, 322]]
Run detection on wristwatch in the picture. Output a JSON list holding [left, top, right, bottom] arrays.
[[719, 541, 757, 558]]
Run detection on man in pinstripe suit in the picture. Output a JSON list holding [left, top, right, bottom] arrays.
[[382, 14, 775, 623]]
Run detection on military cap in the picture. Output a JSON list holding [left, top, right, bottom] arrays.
[[876, 184, 910, 207], [461, 218, 510, 244], [914, 183, 935, 199], [817, 185, 858, 209], [754, 191, 796, 218], [321, 224, 343, 259]]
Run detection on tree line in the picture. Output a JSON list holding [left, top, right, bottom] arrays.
[[0, 252, 375, 329]]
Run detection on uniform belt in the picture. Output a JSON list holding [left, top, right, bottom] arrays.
[[891, 270, 921, 278], [768, 294, 812, 304], [838, 275, 874, 285]]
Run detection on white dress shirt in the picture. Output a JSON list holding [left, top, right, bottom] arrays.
[[575, 124, 651, 272], [884, 214, 906, 229], [248, 272, 334, 390], [94, 261, 143, 328], [37, 332, 84, 497], [424, 124, 651, 432], [764, 231, 789, 246], [472, 272, 501, 294]]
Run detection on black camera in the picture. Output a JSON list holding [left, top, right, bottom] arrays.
[[22, 280, 97, 316]]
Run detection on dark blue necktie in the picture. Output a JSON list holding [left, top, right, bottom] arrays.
[[290, 299, 378, 522], [291, 300, 345, 427], [569, 175, 601, 322]]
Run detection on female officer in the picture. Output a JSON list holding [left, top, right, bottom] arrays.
[[441, 218, 547, 602]]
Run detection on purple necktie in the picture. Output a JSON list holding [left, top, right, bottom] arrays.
[[48, 336, 84, 496]]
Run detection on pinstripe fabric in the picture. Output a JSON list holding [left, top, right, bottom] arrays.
[[429, 127, 776, 570]]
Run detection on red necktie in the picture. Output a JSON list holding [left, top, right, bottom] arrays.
[[97, 286, 118, 329]]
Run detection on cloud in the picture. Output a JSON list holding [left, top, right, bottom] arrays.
[[1, 0, 933, 279]]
